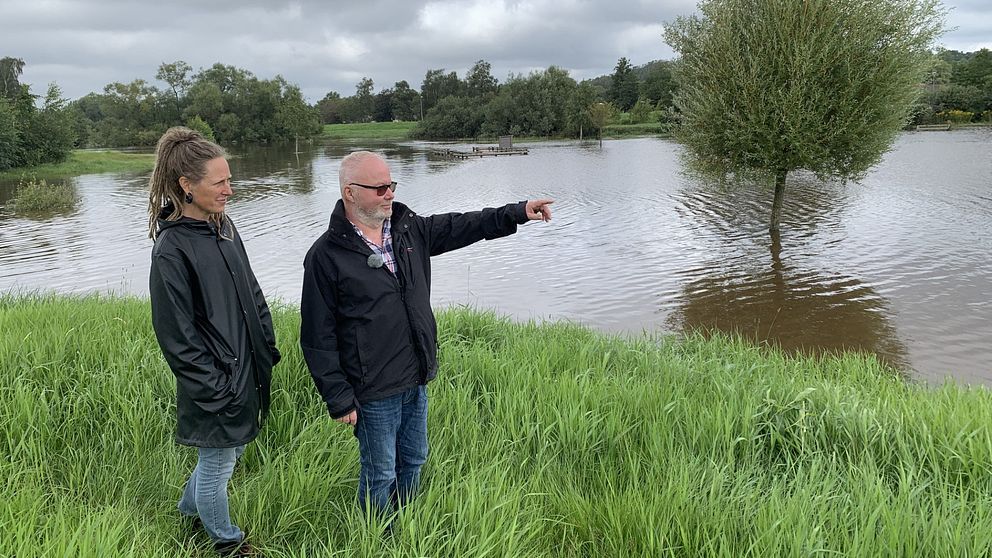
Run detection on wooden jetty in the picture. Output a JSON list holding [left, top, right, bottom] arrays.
[[916, 123, 952, 131], [431, 146, 529, 159]]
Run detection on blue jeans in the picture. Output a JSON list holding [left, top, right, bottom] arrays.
[[178, 445, 245, 545], [354, 385, 429, 514]]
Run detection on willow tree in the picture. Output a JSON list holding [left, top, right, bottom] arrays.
[[664, 0, 946, 233]]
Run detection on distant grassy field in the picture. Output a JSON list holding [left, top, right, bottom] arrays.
[[602, 122, 672, 138], [322, 122, 417, 140], [3, 295, 992, 557], [0, 150, 156, 180]]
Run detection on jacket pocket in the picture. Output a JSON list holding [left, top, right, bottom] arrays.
[[215, 354, 244, 410], [355, 326, 373, 386]]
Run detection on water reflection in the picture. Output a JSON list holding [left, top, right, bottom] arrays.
[[669, 232, 909, 370]]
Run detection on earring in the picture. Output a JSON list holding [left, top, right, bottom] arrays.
[[184, 191, 193, 204]]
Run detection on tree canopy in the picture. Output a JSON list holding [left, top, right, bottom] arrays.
[[0, 59, 75, 171], [664, 0, 946, 233]]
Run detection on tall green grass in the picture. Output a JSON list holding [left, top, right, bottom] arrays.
[[2, 295, 990, 557]]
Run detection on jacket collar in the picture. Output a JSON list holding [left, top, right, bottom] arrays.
[[156, 203, 214, 236]]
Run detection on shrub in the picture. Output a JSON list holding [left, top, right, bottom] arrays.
[[9, 177, 78, 213], [185, 115, 216, 142], [936, 110, 975, 124]]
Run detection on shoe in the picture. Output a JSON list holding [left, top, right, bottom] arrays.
[[214, 538, 261, 557]]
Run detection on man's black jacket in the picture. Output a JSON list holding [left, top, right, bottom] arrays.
[[150, 211, 280, 447], [300, 199, 528, 418]]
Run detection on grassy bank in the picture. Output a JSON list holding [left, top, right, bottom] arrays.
[[0, 150, 155, 180], [322, 122, 418, 140], [602, 122, 673, 138], [2, 295, 990, 557]]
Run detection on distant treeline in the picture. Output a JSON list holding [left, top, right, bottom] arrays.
[[912, 49, 992, 124], [319, 50, 992, 140], [318, 58, 676, 140], [1, 48, 989, 170], [0, 57, 323, 163], [71, 61, 322, 147]]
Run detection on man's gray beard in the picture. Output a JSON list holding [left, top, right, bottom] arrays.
[[355, 204, 389, 228]]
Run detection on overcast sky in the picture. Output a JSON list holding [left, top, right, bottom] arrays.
[[2, 0, 990, 103]]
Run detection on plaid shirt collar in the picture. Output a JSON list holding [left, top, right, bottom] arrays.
[[351, 219, 396, 274]]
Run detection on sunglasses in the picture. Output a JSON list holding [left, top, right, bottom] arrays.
[[349, 181, 398, 196]]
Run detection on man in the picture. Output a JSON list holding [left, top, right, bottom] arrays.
[[300, 150, 552, 516]]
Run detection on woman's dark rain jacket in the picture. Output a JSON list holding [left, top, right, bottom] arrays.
[[150, 209, 280, 448]]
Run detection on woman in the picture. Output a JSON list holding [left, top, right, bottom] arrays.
[[148, 127, 279, 557]]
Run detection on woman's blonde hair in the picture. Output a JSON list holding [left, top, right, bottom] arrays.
[[147, 127, 227, 239]]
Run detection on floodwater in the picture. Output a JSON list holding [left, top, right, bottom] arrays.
[[1, 131, 990, 384]]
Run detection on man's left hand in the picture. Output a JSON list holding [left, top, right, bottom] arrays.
[[525, 199, 554, 222]]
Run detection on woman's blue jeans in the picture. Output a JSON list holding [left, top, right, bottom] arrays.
[[178, 445, 245, 545], [354, 385, 429, 515]]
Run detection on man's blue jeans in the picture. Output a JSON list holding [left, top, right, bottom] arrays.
[[178, 445, 245, 545], [354, 385, 429, 514]]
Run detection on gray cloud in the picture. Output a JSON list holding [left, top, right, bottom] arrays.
[[1, 0, 987, 103]]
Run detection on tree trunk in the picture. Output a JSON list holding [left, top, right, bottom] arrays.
[[579, 124, 583, 140], [295, 136, 300, 154], [770, 169, 787, 234]]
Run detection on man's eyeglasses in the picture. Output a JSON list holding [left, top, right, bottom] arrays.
[[349, 181, 397, 196]]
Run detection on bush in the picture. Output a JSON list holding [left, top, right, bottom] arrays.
[[9, 177, 78, 213], [936, 110, 975, 124]]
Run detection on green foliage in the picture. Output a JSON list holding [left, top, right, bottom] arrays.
[[609, 57, 640, 111], [9, 177, 77, 213], [315, 90, 343, 124], [69, 63, 322, 148], [628, 99, 655, 124], [184, 115, 215, 142], [936, 110, 975, 124], [665, 0, 946, 183], [413, 95, 486, 139], [565, 83, 597, 137], [640, 61, 677, 108], [0, 69, 76, 172], [390, 81, 420, 121], [0, 97, 19, 170], [925, 83, 986, 114], [413, 66, 583, 140], [275, 84, 321, 141], [352, 77, 375, 122], [0, 57, 25, 99], [373, 87, 394, 122], [156, 60, 193, 123], [4, 296, 992, 556], [420, 68, 462, 114], [950, 48, 992, 89], [464, 60, 498, 98]]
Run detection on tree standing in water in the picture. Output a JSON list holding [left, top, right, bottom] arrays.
[[664, 0, 946, 234]]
